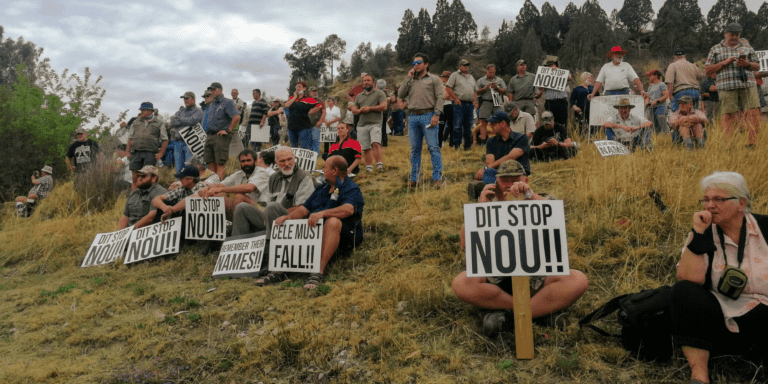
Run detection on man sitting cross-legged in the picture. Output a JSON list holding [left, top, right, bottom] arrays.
[[453, 160, 588, 336], [269, 156, 364, 289]]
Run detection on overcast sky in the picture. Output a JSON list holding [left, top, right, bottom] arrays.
[[4, 0, 731, 127]]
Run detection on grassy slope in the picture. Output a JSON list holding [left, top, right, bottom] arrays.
[[1, 123, 767, 384]]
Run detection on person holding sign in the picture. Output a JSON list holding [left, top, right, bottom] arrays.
[[474, 64, 507, 145], [453, 160, 588, 336], [529, 111, 576, 162], [245, 89, 269, 151], [602, 98, 653, 151], [350, 74, 388, 173], [118, 165, 167, 229], [135, 165, 206, 228], [672, 172, 768, 384], [267, 156, 364, 290], [169, 92, 203, 175], [474, 111, 530, 185], [196, 149, 270, 214], [328, 122, 362, 175], [588, 46, 645, 100], [705, 23, 761, 147], [540, 59, 570, 127], [668, 96, 708, 150]]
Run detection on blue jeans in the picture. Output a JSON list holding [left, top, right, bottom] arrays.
[[482, 168, 497, 184], [391, 110, 405, 134], [288, 128, 313, 149], [408, 112, 442, 182], [172, 140, 192, 174], [453, 102, 474, 148], [311, 127, 320, 153], [163, 141, 175, 167]]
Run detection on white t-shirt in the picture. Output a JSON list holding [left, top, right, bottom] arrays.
[[324, 106, 341, 128], [596, 61, 639, 92]]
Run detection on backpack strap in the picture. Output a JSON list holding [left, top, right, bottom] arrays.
[[578, 293, 630, 338]]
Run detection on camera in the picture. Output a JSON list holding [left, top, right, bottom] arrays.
[[717, 265, 748, 300], [32, 170, 40, 178]]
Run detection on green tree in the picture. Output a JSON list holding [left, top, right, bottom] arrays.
[[335, 59, 352, 82], [431, 0, 476, 64], [560, 2, 579, 38], [617, 0, 654, 36], [539, 2, 562, 54], [650, 0, 705, 58], [0, 26, 44, 86], [395, 8, 433, 64], [706, 0, 749, 47], [284, 38, 327, 93], [481, 25, 491, 42], [321, 34, 346, 82], [490, 20, 523, 76], [350, 42, 374, 78], [559, 0, 613, 70], [520, 28, 545, 68], [513, 0, 541, 37]]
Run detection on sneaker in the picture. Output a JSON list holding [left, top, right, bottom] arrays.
[[483, 311, 514, 336], [533, 311, 568, 329], [366, 165, 373, 173], [376, 163, 384, 171]]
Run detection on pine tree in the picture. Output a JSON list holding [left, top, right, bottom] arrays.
[[559, 0, 614, 70], [539, 3, 562, 55], [350, 42, 374, 78], [513, 0, 541, 37], [706, 0, 749, 47], [481, 25, 491, 42], [320, 34, 346, 82], [560, 2, 579, 38], [520, 28, 545, 68], [431, 0, 477, 64], [650, 0, 705, 58], [490, 19, 523, 76], [617, 0, 654, 35]]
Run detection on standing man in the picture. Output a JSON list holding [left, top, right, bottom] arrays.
[[200, 90, 212, 132], [169, 91, 203, 174], [126, 102, 168, 187], [474, 64, 507, 145], [247, 89, 269, 151], [347, 73, 366, 130], [351, 74, 388, 172], [665, 48, 703, 112], [231, 88, 247, 131], [397, 53, 445, 188], [704, 23, 761, 147], [66, 128, 100, 173], [445, 59, 476, 150], [205, 82, 241, 181], [507, 60, 538, 116], [589, 46, 646, 99], [700, 73, 720, 123]]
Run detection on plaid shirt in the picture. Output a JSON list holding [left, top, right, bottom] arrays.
[[705, 38, 757, 91], [161, 181, 206, 206], [31, 175, 53, 199]]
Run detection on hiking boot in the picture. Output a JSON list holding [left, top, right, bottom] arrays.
[[483, 311, 514, 336], [533, 311, 568, 330]]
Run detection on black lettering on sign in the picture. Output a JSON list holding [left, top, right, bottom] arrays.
[[494, 230, 516, 273], [470, 231, 492, 274]]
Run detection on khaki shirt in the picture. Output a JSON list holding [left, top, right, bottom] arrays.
[[446, 71, 476, 101], [355, 89, 388, 125], [128, 115, 168, 152], [397, 72, 444, 114], [665, 59, 703, 93]]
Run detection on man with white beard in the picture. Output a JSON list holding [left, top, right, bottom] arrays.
[[588, 46, 646, 100], [229, 147, 316, 238]]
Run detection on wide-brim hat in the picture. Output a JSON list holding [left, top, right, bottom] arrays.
[[613, 98, 635, 109], [139, 101, 154, 110], [607, 46, 628, 58], [41, 165, 53, 174]]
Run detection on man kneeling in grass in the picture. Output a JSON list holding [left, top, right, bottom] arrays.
[[265, 156, 364, 290], [452, 160, 588, 336]]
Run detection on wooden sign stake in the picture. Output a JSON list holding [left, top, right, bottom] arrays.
[[507, 192, 534, 360]]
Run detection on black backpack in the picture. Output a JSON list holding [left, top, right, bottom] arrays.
[[579, 285, 673, 362]]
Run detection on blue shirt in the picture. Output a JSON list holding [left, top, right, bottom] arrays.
[[202, 106, 210, 133], [486, 132, 531, 175], [302, 177, 364, 244], [206, 96, 239, 133]]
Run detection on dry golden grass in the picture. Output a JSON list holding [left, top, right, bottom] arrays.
[[1, 121, 767, 383]]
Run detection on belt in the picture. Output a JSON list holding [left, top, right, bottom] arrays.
[[606, 88, 630, 93], [410, 109, 433, 115]]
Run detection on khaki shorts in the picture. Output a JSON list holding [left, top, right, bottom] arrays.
[[719, 87, 760, 114], [204, 132, 232, 165], [357, 123, 382, 150], [478, 100, 500, 119]]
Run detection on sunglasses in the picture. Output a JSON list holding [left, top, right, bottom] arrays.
[[412, 60, 423, 65]]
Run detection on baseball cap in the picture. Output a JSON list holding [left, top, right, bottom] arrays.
[[503, 101, 519, 113], [516, 59, 526, 66], [139, 102, 154, 110], [725, 23, 742, 33], [496, 160, 526, 178], [137, 165, 158, 176], [486, 111, 510, 124], [673, 47, 685, 56], [180, 91, 195, 99], [459, 59, 470, 66], [541, 111, 554, 123], [174, 165, 200, 179], [202, 90, 212, 98], [207, 82, 223, 90], [76, 128, 88, 135]]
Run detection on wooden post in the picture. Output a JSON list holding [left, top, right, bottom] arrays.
[[512, 276, 534, 359]]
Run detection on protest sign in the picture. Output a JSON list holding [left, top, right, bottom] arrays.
[[589, 95, 644, 128], [178, 123, 206, 160], [81, 226, 133, 267], [250, 124, 270, 143], [533, 66, 570, 92], [292, 148, 318, 172], [185, 196, 226, 241], [125, 218, 182, 264], [463, 200, 569, 277], [212, 232, 267, 278], [320, 125, 338, 143], [757, 51, 768, 72], [593, 140, 630, 157], [114, 126, 130, 145], [491, 88, 503, 107], [268, 219, 323, 273]]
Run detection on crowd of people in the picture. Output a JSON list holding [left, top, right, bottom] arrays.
[[12, 21, 768, 384]]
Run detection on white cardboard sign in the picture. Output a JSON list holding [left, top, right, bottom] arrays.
[[212, 233, 267, 277], [589, 95, 645, 127], [533, 66, 570, 92], [293, 148, 318, 172], [250, 124, 270, 143], [756, 50, 768, 72], [320, 126, 338, 143], [594, 140, 630, 157], [184, 196, 226, 241], [268, 219, 323, 273], [178, 123, 206, 160], [81, 226, 134, 267], [463, 201, 569, 277], [124, 218, 182, 264]]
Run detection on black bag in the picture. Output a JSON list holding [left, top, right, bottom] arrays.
[[579, 285, 673, 362]]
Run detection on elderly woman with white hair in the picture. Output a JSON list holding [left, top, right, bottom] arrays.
[[673, 171, 768, 384]]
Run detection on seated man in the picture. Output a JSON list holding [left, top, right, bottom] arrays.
[[505, 102, 535, 139], [668, 95, 707, 150], [271, 155, 364, 289], [602, 98, 653, 151], [529, 111, 577, 162], [167, 156, 221, 191], [16, 166, 54, 217], [197, 149, 270, 214], [118, 165, 167, 229], [134, 165, 206, 228], [453, 160, 588, 336], [474, 111, 531, 185]]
